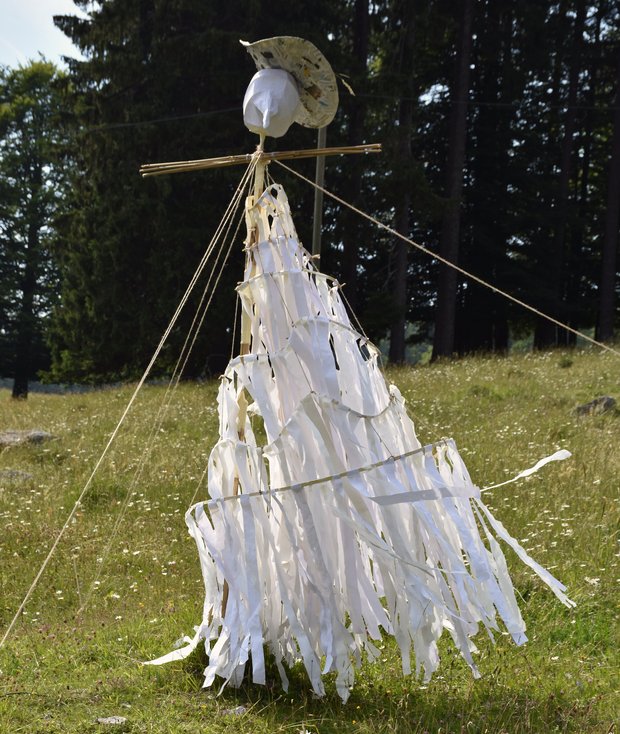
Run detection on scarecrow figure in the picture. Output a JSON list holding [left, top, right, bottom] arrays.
[[146, 36, 573, 702]]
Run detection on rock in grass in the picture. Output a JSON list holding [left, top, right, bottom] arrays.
[[221, 705, 248, 716], [574, 396, 616, 416], [0, 469, 33, 483], [96, 716, 127, 725], [0, 430, 54, 447]]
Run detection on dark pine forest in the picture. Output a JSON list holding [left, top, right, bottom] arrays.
[[1, 0, 619, 395]]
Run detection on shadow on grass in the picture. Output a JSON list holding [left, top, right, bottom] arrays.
[[172, 646, 600, 734]]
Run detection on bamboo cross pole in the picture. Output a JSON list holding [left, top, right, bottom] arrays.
[[139, 143, 381, 177]]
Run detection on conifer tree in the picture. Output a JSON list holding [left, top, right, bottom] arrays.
[[51, 0, 344, 382], [0, 61, 67, 397]]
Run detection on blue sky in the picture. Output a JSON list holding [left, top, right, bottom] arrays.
[[0, 0, 85, 68]]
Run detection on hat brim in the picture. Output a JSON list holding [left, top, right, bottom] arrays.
[[241, 36, 339, 129]]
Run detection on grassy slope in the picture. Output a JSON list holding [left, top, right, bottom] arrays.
[[0, 349, 618, 733]]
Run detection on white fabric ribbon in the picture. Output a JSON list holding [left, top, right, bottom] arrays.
[[145, 185, 576, 702], [482, 450, 572, 491]]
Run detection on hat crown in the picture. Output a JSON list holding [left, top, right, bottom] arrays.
[[241, 36, 339, 130]]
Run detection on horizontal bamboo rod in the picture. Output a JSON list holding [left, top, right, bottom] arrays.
[[139, 143, 382, 177]]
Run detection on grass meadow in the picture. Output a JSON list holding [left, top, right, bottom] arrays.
[[0, 348, 618, 733]]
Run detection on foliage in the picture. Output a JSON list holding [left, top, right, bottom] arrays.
[[48, 0, 346, 383], [0, 350, 618, 731], [0, 1, 617, 381], [456, 1, 620, 351], [0, 61, 68, 396]]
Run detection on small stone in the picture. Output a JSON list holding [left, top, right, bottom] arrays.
[[0, 430, 55, 447], [221, 705, 247, 716], [0, 469, 33, 482], [574, 396, 616, 416], [96, 716, 127, 725]]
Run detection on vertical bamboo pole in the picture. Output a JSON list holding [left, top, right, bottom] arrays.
[[222, 138, 266, 618], [311, 126, 327, 259]]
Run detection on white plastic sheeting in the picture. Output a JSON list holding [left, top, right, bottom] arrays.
[[147, 184, 574, 701], [243, 68, 301, 139]]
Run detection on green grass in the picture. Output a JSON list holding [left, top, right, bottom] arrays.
[[0, 349, 618, 733]]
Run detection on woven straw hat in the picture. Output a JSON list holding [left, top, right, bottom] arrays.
[[240, 36, 338, 129]]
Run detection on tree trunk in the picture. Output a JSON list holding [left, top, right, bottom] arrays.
[[431, 0, 474, 360], [459, 0, 516, 355], [534, 0, 585, 348], [12, 219, 40, 399], [597, 44, 620, 341], [388, 0, 416, 364], [389, 197, 410, 364], [340, 0, 369, 314], [569, 4, 602, 346]]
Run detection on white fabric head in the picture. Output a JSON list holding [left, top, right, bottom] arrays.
[[243, 68, 301, 139]]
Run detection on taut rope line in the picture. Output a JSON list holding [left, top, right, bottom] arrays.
[[274, 159, 620, 359], [75, 173, 253, 619], [0, 160, 258, 648]]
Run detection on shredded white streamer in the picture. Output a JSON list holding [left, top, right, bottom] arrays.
[[146, 184, 574, 702], [482, 450, 572, 490]]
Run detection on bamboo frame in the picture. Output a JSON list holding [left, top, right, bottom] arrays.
[[139, 143, 382, 177]]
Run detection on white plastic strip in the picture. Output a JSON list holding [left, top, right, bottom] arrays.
[[481, 450, 572, 491]]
